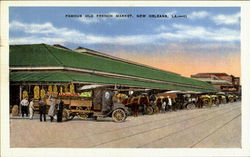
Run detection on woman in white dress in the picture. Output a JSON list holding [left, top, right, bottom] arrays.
[[29, 98, 35, 120], [48, 95, 56, 122]]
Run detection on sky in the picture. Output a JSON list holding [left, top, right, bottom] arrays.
[[9, 7, 241, 77]]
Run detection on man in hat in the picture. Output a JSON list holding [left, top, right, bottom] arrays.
[[57, 99, 64, 122], [39, 98, 46, 122], [20, 97, 29, 117]]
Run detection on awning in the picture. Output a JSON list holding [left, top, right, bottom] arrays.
[[10, 71, 217, 93], [79, 84, 110, 90]]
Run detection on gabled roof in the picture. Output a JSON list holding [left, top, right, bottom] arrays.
[[9, 44, 217, 92]]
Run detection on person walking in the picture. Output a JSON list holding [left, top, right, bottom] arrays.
[[196, 97, 203, 108], [142, 104, 147, 115], [48, 95, 56, 122], [29, 98, 35, 120], [167, 96, 172, 111], [20, 97, 29, 117], [161, 98, 167, 113], [39, 98, 46, 122], [172, 98, 177, 111], [57, 99, 64, 122]]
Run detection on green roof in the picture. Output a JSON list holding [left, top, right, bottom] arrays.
[[9, 44, 217, 92], [10, 72, 216, 92]]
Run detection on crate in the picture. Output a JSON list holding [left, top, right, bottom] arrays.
[[71, 99, 92, 107], [61, 98, 71, 104]]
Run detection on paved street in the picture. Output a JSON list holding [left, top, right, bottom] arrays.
[[10, 102, 241, 148]]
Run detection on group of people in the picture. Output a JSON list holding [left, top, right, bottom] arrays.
[[130, 95, 176, 117], [159, 96, 175, 113], [130, 94, 186, 117], [20, 95, 64, 122], [20, 97, 35, 119]]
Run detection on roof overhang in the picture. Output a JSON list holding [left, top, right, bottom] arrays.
[[10, 71, 218, 93], [10, 66, 215, 91]]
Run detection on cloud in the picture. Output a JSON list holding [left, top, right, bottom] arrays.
[[10, 21, 240, 46], [170, 24, 240, 41], [154, 25, 171, 32], [165, 11, 177, 15], [187, 11, 240, 26], [10, 21, 70, 34], [9, 36, 67, 45], [211, 12, 240, 25], [188, 11, 209, 20]]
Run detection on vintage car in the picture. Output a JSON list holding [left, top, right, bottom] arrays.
[[210, 95, 220, 106], [60, 87, 129, 122], [185, 97, 197, 110], [227, 94, 238, 103], [156, 91, 196, 110], [199, 95, 213, 107], [217, 92, 227, 104]]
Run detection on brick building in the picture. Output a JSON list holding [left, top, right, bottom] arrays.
[[191, 73, 241, 93]]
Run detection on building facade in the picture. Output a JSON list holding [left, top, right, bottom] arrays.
[[191, 73, 241, 94]]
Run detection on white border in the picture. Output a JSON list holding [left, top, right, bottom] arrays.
[[1, 1, 250, 157]]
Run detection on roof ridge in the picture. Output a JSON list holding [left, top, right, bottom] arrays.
[[42, 44, 64, 67], [74, 47, 180, 76]]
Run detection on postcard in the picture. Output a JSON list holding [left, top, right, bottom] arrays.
[[1, 1, 250, 157]]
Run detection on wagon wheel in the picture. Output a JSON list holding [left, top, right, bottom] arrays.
[[203, 100, 210, 107], [112, 108, 127, 123], [186, 103, 192, 110], [191, 103, 196, 109], [146, 106, 154, 115], [62, 109, 75, 121], [77, 112, 88, 120], [154, 106, 160, 113]]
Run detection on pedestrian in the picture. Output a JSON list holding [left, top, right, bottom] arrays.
[[57, 99, 64, 122], [196, 97, 203, 108], [39, 98, 46, 122], [161, 99, 167, 113], [20, 97, 29, 117], [29, 98, 35, 120], [142, 104, 147, 115], [167, 96, 172, 111], [175, 97, 181, 110], [48, 95, 56, 122], [172, 98, 177, 111]]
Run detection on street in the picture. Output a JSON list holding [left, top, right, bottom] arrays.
[[10, 102, 241, 148]]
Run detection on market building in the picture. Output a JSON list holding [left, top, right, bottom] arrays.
[[10, 44, 217, 111], [191, 73, 241, 94]]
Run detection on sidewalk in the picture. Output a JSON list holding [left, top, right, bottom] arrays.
[[10, 114, 60, 120]]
